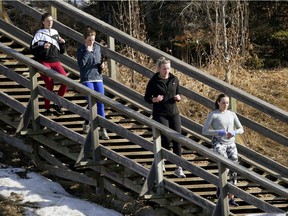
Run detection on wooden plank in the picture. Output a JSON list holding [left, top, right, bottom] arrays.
[[37, 145, 70, 170], [0, 130, 33, 153], [91, 163, 189, 215], [119, 151, 154, 156], [0, 64, 30, 89], [0, 88, 30, 92], [0, 81, 21, 85], [228, 184, 286, 213], [31, 134, 79, 161], [240, 154, 288, 184], [107, 144, 144, 150], [100, 146, 216, 213], [41, 164, 96, 186], [238, 145, 288, 178]]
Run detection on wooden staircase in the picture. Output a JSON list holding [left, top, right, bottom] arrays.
[[0, 1, 287, 215]]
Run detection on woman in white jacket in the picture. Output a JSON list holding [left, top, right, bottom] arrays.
[[30, 12, 67, 116]]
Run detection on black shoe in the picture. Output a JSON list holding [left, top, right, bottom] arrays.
[[229, 199, 239, 207], [43, 109, 53, 116], [51, 104, 64, 115], [216, 188, 220, 198]]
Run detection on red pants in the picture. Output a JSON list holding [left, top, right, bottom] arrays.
[[39, 61, 67, 109]]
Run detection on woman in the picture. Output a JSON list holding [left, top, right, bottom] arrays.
[[144, 57, 185, 178], [77, 28, 109, 140], [30, 12, 67, 116], [202, 93, 244, 207]]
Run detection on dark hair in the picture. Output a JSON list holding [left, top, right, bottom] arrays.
[[41, 13, 52, 28], [215, 93, 228, 109], [83, 27, 96, 39]]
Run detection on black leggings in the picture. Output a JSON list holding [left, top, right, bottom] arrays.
[[153, 113, 182, 156]]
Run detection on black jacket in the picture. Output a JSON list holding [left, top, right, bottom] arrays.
[[144, 72, 180, 117]]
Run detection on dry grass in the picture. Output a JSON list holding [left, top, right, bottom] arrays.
[[113, 57, 288, 167]]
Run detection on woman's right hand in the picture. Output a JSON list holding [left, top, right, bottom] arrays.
[[86, 45, 93, 52], [217, 130, 227, 137], [152, 95, 163, 103], [44, 42, 51, 49]]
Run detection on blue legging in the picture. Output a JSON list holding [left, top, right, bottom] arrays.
[[83, 81, 105, 117]]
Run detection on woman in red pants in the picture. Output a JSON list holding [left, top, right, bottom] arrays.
[[30, 12, 67, 116]]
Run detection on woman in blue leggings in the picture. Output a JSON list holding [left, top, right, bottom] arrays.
[[77, 27, 109, 140]]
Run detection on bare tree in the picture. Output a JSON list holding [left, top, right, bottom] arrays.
[[203, 0, 249, 83]]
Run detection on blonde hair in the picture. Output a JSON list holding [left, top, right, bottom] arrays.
[[156, 57, 170, 68]]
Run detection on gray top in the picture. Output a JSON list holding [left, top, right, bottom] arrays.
[[202, 109, 244, 145]]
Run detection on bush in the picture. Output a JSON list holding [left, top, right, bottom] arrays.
[[245, 56, 264, 69]]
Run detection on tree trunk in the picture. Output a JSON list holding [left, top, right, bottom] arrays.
[[221, 0, 232, 84]]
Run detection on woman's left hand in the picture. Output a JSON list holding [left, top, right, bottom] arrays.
[[58, 37, 65, 43], [174, 94, 181, 102], [100, 62, 104, 69], [227, 131, 236, 139]]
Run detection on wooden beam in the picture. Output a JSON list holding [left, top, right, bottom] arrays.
[[218, 162, 229, 216], [37, 145, 70, 170], [0, 130, 33, 153]]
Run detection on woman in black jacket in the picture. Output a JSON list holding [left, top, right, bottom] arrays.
[[144, 57, 185, 178]]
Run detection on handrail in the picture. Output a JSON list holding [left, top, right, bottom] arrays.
[[0, 12, 287, 149], [4, 0, 288, 123], [2, 0, 287, 149], [1, 1, 287, 214], [0, 41, 287, 209], [43, 0, 288, 124]]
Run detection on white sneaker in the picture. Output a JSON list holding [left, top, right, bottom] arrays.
[[82, 122, 90, 134], [174, 167, 186, 178], [99, 128, 110, 140]]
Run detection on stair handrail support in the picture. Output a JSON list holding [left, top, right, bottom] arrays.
[[218, 162, 230, 216], [153, 126, 165, 195], [89, 95, 104, 193], [107, 36, 116, 81], [30, 66, 40, 131]]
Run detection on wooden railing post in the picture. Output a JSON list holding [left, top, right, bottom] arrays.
[[0, 0, 3, 19], [88, 95, 104, 193], [107, 36, 116, 80], [29, 66, 40, 131], [230, 97, 237, 112], [49, 6, 57, 20], [152, 127, 164, 195], [230, 97, 243, 144], [88, 95, 100, 161], [218, 162, 229, 216], [0, 0, 11, 23]]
